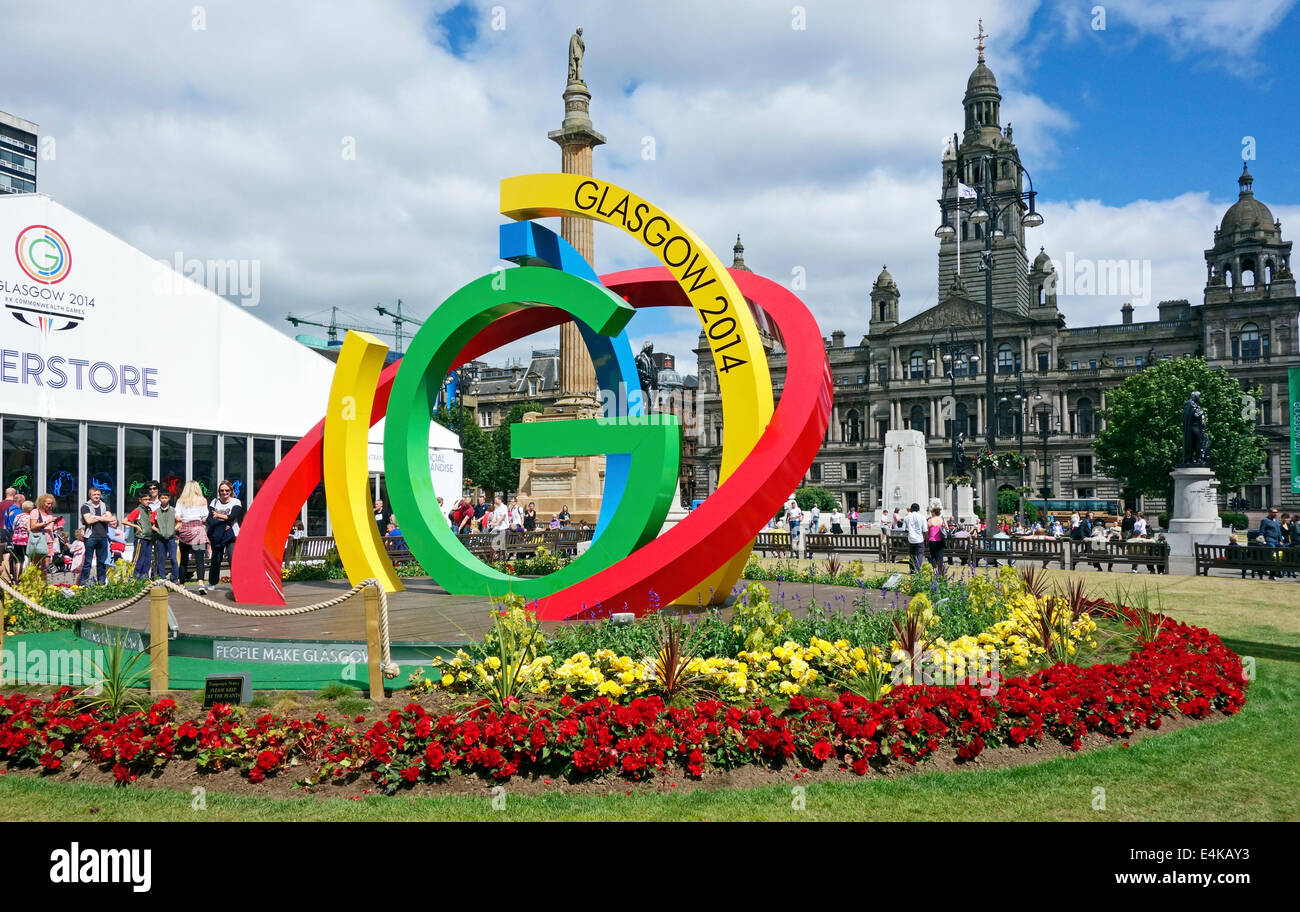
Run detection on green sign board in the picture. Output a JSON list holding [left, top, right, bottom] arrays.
[[1291, 368, 1300, 493]]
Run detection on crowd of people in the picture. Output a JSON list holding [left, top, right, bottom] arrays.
[[437, 496, 590, 536], [770, 497, 1195, 576], [1, 481, 244, 593]]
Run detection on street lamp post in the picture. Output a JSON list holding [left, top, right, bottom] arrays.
[[457, 363, 479, 447], [927, 326, 978, 519], [997, 370, 1040, 523], [1035, 413, 1059, 524], [935, 151, 1043, 537]]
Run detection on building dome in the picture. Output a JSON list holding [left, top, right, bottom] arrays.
[[1032, 246, 1053, 271], [656, 367, 683, 389], [1219, 163, 1278, 238], [872, 264, 897, 292], [965, 61, 999, 94]]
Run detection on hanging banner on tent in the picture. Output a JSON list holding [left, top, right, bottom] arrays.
[[1290, 367, 1300, 493]]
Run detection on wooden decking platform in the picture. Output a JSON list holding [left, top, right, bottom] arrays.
[[74, 577, 872, 645]]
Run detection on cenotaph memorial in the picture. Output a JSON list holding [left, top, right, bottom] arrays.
[[880, 429, 929, 521]]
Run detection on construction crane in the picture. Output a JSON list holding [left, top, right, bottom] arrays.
[[375, 299, 425, 355], [285, 306, 397, 346]]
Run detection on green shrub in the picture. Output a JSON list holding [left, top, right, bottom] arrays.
[[3, 566, 149, 634], [1219, 512, 1248, 531]]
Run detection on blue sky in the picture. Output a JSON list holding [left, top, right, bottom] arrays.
[[4, 0, 1298, 372], [1024, 2, 1300, 205]]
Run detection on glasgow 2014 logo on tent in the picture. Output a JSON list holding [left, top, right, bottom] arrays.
[[6, 224, 90, 333], [15, 224, 72, 284]]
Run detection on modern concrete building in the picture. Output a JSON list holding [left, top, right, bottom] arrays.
[[0, 110, 38, 195]]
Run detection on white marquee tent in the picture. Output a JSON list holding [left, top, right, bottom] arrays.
[[0, 193, 461, 534]]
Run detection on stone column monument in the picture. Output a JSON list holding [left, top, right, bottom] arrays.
[[1165, 390, 1230, 556], [516, 28, 609, 523], [551, 26, 605, 404]]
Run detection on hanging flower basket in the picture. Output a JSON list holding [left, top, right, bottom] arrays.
[[972, 450, 1028, 473], [944, 475, 973, 487]]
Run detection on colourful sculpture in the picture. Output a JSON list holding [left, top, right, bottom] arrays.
[[323, 330, 404, 593], [230, 176, 831, 620]]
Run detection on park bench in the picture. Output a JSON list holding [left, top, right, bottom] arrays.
[[383, 536, 414, 565], [969, 537, 1067, 569], [804, 533, 887, 561], [1195, 543, 1300, 578], [283, 536, 336, 563], [1069, 539, 1170, 573], [754, 532, 793, 557]]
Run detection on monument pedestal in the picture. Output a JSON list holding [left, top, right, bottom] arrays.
[[952, 484, 977, 526], [1164, 465, 1230, 557], [516, 401, 605, 525]]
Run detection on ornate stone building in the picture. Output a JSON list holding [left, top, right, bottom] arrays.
[[692, 56, 1299, 519], [469, 350, 561, 430]]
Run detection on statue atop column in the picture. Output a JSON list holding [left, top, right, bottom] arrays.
[[1181, 390, 1210, 466], [568, 27, 585, 83]]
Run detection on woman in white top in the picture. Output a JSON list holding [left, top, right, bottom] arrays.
[[175, 480, 211, 593], [508, 497, 524, 531]]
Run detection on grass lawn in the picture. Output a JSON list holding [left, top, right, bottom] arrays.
[[1, 567, 1294, 821], [774, 558, 1300, 649]]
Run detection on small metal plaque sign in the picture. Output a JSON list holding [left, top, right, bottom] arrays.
[[203, 672, 252, 708]]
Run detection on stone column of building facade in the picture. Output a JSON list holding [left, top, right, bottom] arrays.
[[515, 35, 609, 524]]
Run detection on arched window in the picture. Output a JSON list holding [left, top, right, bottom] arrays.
[[997, 399, 1018, 438], [844, 409, 861, 443], [1076, 397, 1095, 435], [997, 343, 1016, 374], [909, 350, 927, 379], [952, 401, 969, 439], [1037, 284, 1045, 306], [1241, 258, 1257, 287], [1237, 323, 1258, 363], [908, 404, 928, 436]]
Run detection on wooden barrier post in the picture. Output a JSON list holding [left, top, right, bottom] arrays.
[[149, 585, 169, 696], [362, 585, 385, 701]]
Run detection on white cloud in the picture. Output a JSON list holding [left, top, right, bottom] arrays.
[[2, 0, 1292, 380]]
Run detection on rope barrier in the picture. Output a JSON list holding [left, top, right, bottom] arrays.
[[0, 577, 399, 678]]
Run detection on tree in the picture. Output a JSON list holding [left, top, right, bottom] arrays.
[[433, 406, 495, 496], [1093, 357, 1265, 504], [793, 486, 837, 513], [996, 487, 1020, 516]]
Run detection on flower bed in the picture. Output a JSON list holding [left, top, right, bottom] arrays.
[[0, 607, 1246, 793]]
